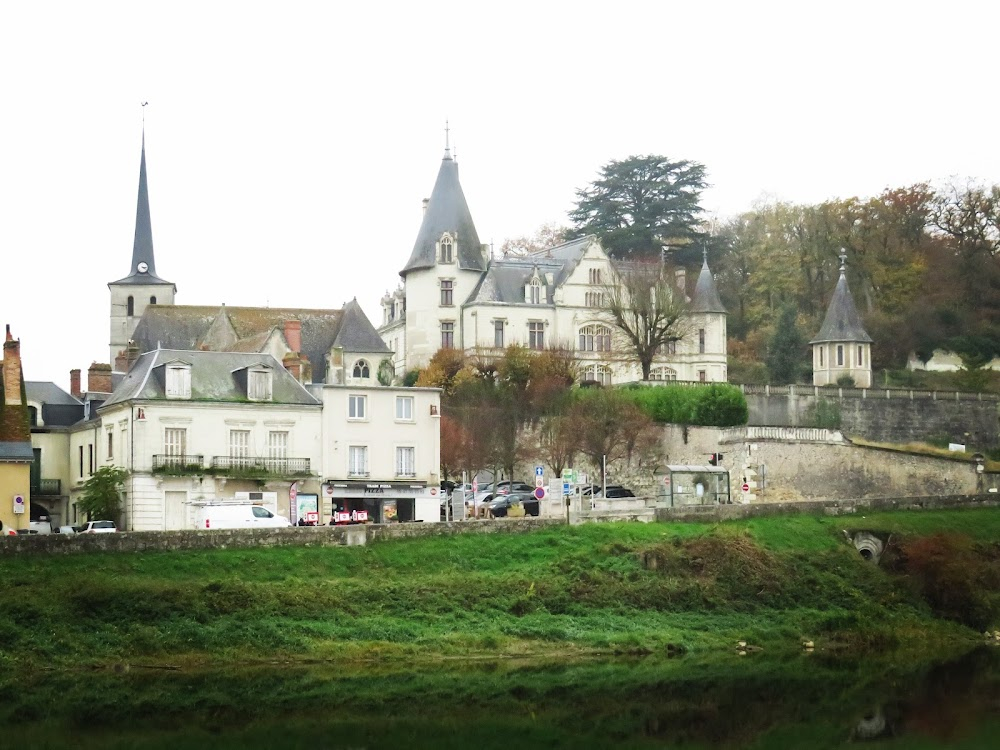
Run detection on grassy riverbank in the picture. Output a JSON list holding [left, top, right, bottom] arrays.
[[2, 508, 999, 670]]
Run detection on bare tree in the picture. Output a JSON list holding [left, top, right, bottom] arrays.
[[603, 260, 690, 380]]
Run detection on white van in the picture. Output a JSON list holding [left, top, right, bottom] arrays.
[[194, 504, 292, 530]]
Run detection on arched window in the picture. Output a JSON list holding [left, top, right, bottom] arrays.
[[582, 364, 612, 386], [530, 278, 541, 304], [649, 366, 677, 381], [353, 360, 371, 379], [440, 234, 454, 263], [150, 296, 157, 305], [578, 324, 612, 352], [126, 296, 135, 317]]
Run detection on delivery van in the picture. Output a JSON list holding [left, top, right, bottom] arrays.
[[194, 503, 292, 530]]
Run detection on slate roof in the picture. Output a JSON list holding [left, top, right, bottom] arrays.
[[26, 382, 82, 407], [811, 271, 873, 344], [102, 350, 322, 407], [0, 442, 33, 461], [129, 302, 389, 383], [109, 134, 175, 288], [468, 236, 594, 305], [689, 257, 726, 313], [401, 153, 486, 275]]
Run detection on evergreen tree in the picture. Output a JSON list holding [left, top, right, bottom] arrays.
[[767, 306, 807, 384]]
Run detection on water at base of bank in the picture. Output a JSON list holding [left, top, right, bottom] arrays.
[[3, 647, 1000, 749]]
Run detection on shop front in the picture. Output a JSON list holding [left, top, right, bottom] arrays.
[[323, 480, 439, 524]]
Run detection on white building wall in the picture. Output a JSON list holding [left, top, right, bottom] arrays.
[[404, 266, 482, 370]]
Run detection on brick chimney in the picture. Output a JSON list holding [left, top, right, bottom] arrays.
[[284, 320, 302, 353], [70, 369, 82, 398], [3, 324, 23, 406], [282, 352, 302, 383], [87, 362, 113, 394], [114, 341, 141, 373]]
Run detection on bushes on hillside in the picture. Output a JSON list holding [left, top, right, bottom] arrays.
[[620, 383, 748, 427]]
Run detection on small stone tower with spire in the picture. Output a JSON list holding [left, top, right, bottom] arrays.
[[394, 128, 487, 370], [686, 249, 728, 381], [108, 131, 176, 364], [811, 250, 872, 387]]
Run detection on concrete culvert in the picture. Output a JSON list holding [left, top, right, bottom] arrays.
[[852, 532, 885, 564]]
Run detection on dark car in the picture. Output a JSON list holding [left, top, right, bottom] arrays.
[[483, 491, 540, 518], [602, 487, 636, 499], [477, 481, 533, 504]]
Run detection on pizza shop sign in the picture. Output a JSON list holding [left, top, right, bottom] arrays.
[[363, 484, 393, 495]]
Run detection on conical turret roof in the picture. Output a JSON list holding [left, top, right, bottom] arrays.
[[401, 152, 485, 274], [689, 253, 726, 313], [109, 133, 175, 288], [811, 255, 872, 344]]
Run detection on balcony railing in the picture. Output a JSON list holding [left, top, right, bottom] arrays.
[[210, 456, 312, 478], [152, 454, 206, 475], [30, 478, 62, 496]]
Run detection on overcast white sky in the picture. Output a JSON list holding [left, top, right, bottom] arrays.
[[3, 1, 998, 388]]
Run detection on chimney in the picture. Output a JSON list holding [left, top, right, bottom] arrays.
[[114, 341, 141, 373], [87, 362, 113, 394], [675, 268, 686, 295], [282, 352, 302, 383], [284, 319, 302, 353], [3, 325, 23, 406], [70, 369, 82, 398], [422, 198, 429, 215]]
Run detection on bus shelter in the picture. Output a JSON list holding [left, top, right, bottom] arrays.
[[659, 465, 731, 507]]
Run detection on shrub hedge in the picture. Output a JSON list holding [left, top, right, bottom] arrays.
[[619, 383, 748, 427]]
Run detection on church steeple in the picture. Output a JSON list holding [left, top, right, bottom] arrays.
[[810, 249, 873, 387], [108, 124, 177, 365]]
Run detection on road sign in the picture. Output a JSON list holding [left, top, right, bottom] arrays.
[[536, 476, 544, 488], [472, 479, 478, 493], [742, 482, 750, 493], [535, 466, 544, 477], [534, 487, 545, 500], [562, 482, 570, 495]]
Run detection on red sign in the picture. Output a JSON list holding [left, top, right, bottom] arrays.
[[472, 479, 478, 493], [742, 483, 750, 492], [289, 482, 298, 504], [533, 487, 545, 500]]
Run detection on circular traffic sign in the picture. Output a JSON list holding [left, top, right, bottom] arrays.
[[742, 483, 750, 493], [533, 487, 545, 500]]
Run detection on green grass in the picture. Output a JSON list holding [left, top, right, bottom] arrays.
[[3, 508, 1000, 670]]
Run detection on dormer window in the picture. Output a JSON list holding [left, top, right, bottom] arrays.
[[529, 278, 543, 304], [248, 367, 273, 401], [440, 234, 454, 263], [165, 364, 191, 399], [353, 360, 371, 379]]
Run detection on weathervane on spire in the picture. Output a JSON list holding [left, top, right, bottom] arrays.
[[141, 101, 148, 126], [839, 248, 847, 275]]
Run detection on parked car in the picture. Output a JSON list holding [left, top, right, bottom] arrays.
[[56, 525, 81, 534], [482, 491, 540, 518], [581, 484, 624, 497], [81, 520, 118, 534], [598, 487, 636, 499], [29, 519, 53, 535], [475, 481, 533, 505], [195, 504, 290, 530]]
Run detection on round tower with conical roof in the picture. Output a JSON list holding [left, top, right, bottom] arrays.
[[810, 250, 872, 387], [684, 250, 728, 382], [395, 146, 488, 370]]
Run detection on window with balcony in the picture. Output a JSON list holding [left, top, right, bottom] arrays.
[[349, 394, 367, 420], [164, 428, 187, 466], [578, 324, 612, 352], [396, 446, 416, 478], [352, 360, 370, 379], [494, 320, 504, 348], [396, 395, 414, 421], [268, 431, 288, 471], [166, 365, 191, 399], [528, 321, 544, 350], [440, 279, 453, 306], [230, 429, 251, 467], [349, 446, 369, 477], [248, 368, 273, 401], [441, 321, 455, 349]]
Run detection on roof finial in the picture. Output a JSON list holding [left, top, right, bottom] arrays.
[[141, 101, 148, 128], [839, 248, 847, 276], [703, 245, 709, 267], [444, 119, 451, 158]]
